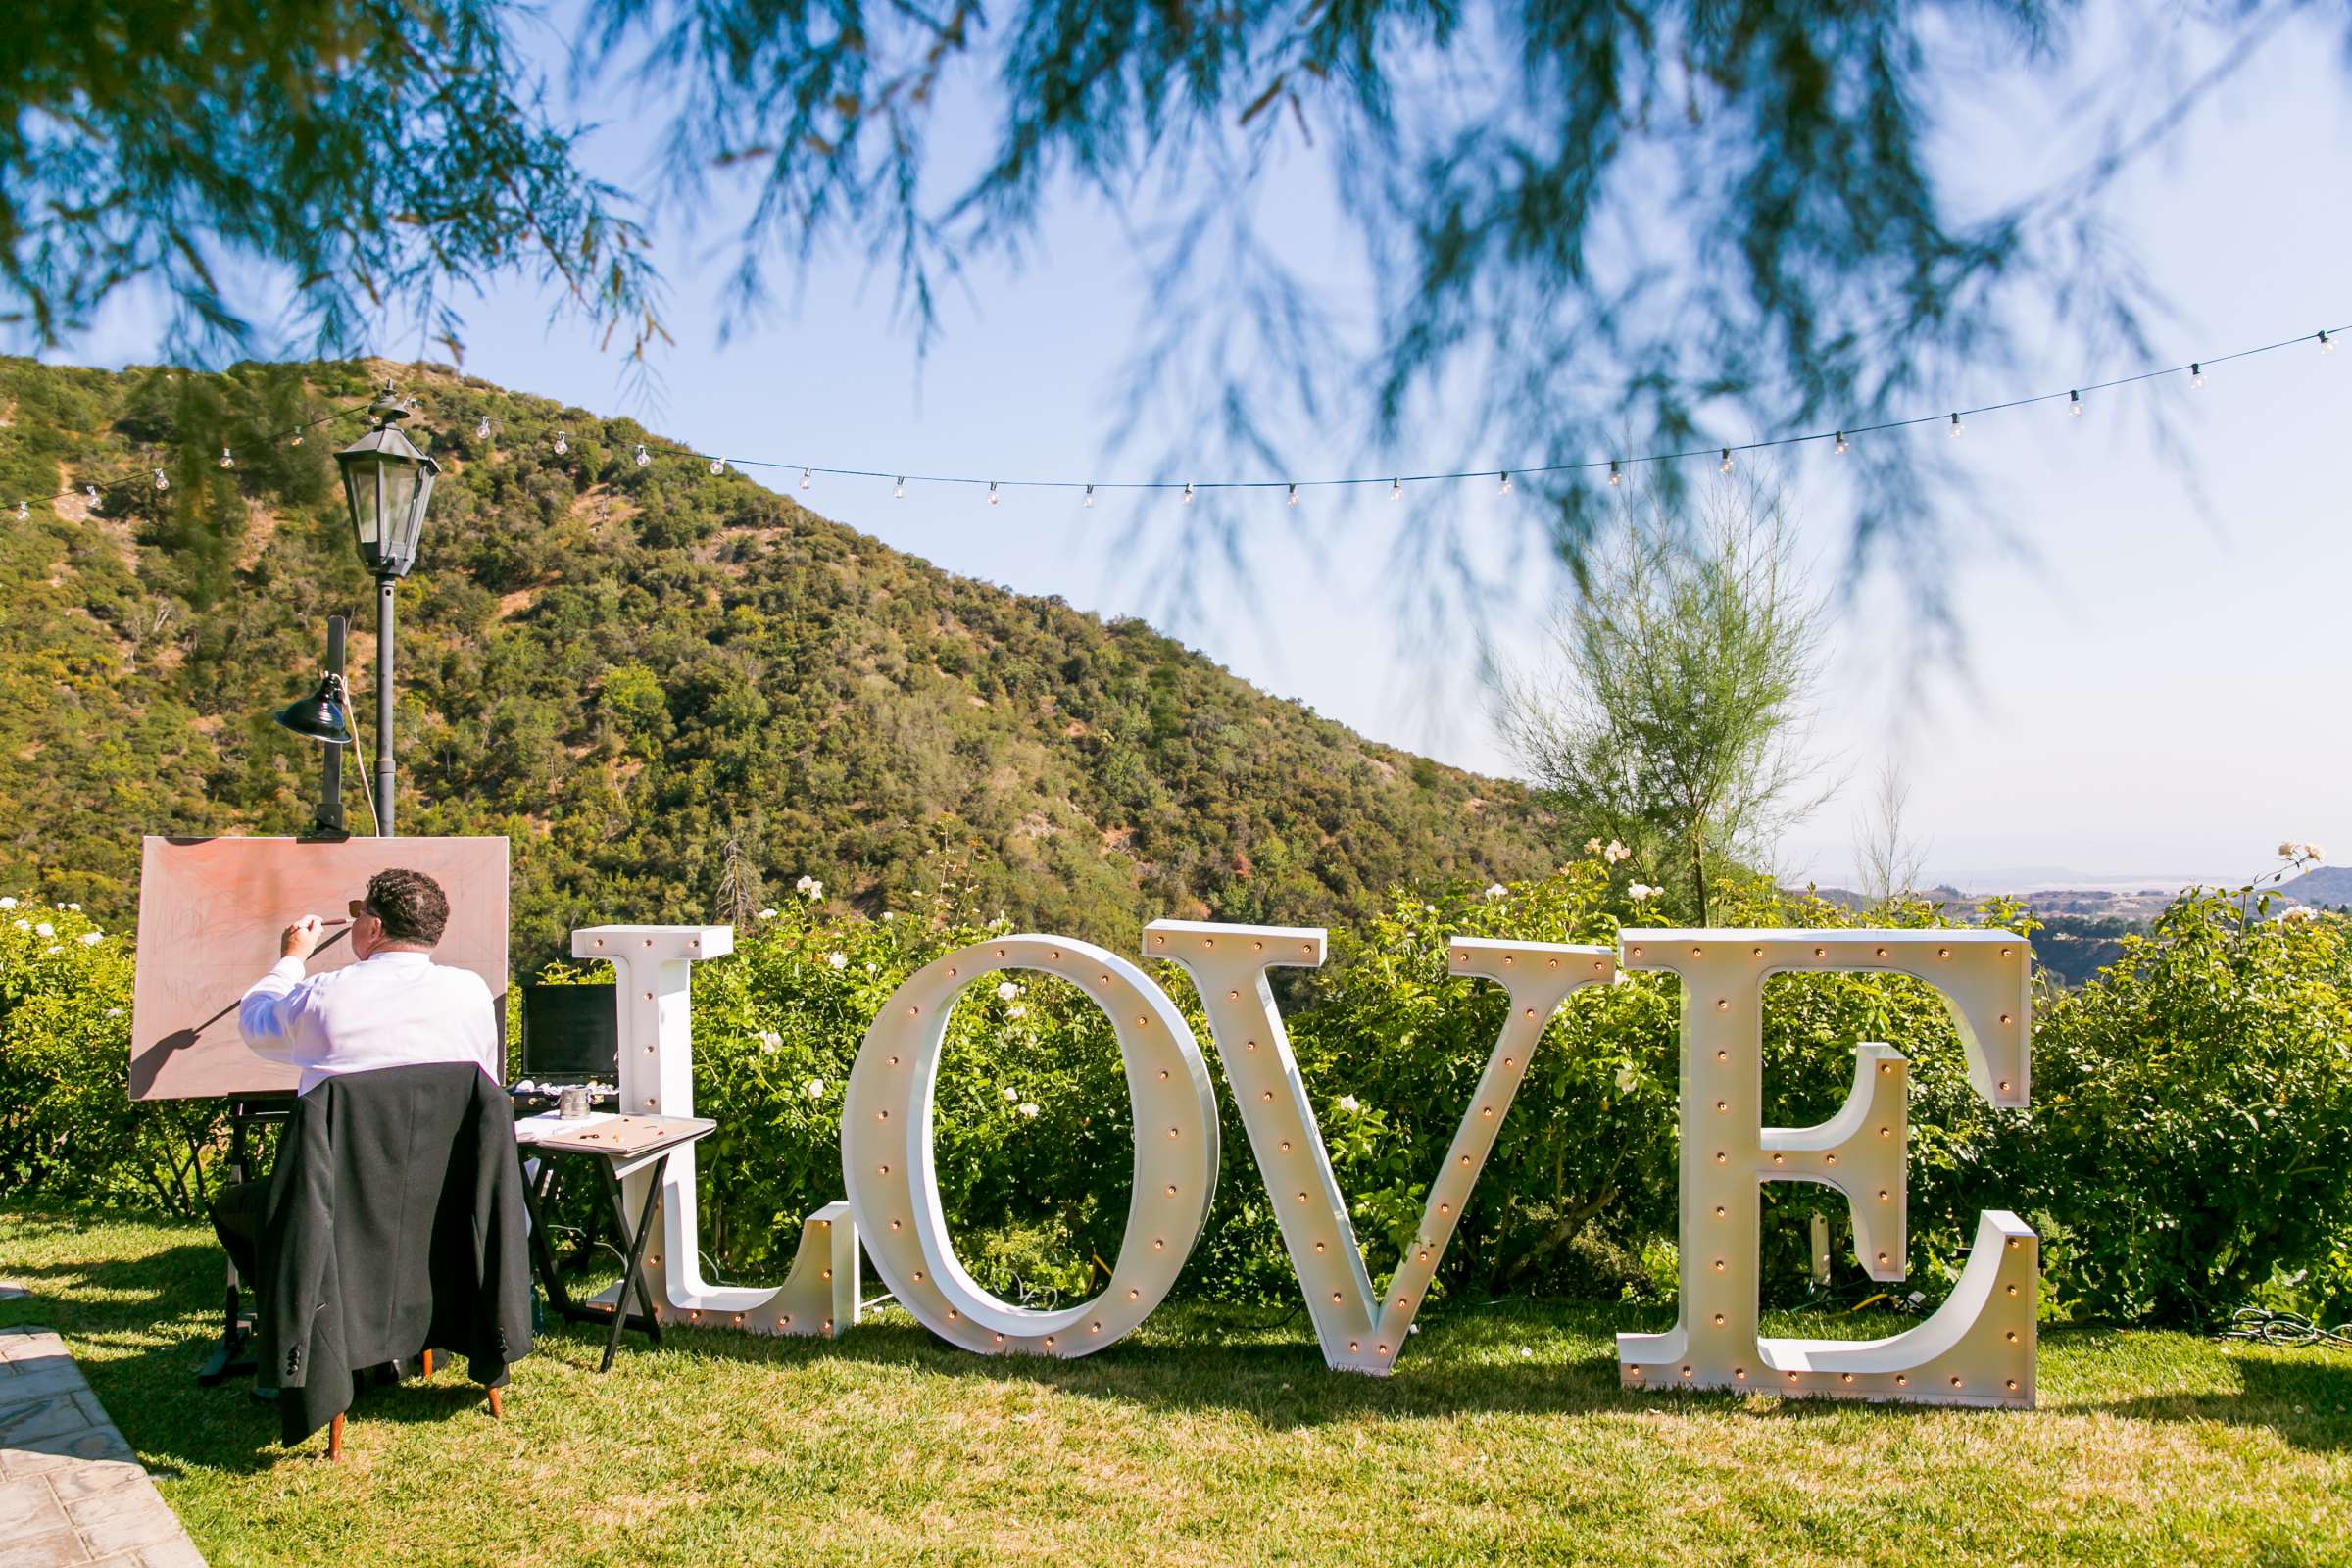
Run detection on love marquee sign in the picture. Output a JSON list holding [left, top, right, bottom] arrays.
[[573, 919, 2039, 1408]]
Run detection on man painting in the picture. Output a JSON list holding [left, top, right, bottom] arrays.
[[208, 867, 501, 1280]]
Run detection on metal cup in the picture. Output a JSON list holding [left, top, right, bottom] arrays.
[[558, 1084, 590, 1120]]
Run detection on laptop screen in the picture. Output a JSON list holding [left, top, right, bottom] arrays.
[[519, 983, 618, 1082]]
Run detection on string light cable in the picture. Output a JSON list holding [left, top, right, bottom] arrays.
[[678, 319, 2350, 503], [2219, 1307, 2352, 1351], [7, 320, 2342, 521], [7, 394, 382, 519]]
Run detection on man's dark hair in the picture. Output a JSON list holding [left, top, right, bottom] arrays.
[[367, 868, 450, 946]]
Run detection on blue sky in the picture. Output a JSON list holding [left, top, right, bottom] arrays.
[[39, 6, 2352, 891]]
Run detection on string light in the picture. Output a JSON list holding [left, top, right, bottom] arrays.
[[1083, 483, 1095, 507], [1834, 430, 1848, 454], [1606, 462, 1620, 486], [1719, 449, 1733, 473], [289, 433, 302, 447], [14, 501, 26, 521], [2069, 390, 2083, 416], [1499, 471, 1514, 495], [635, 443, 651, 467], [988, 481, 1000, 506], [153, 469, 169, 491], [219, 447, 233, 468], [1286, 483, 1298, 507], [85, 486, 100, 511], [476, 416, 493, 440], [710, 457, 724, 474], [2325, 328, 2337, 355], [1390, 477, 1401, 502], [800, 466, 812, 491], [554, 431, 568, 455], [2191, 363, 2204, 388], [894, 477, 906, 499], [1948, 412, 1963, 438], [1182, 481, 1195, 505]]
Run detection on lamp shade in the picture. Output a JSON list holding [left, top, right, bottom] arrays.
[[335, 387, 439, 577], [273, 676, 352, 745]]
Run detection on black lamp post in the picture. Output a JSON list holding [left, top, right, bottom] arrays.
[[332, 383, 438, 836]]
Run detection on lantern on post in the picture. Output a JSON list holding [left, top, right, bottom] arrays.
[[333, 383, 439, 834]]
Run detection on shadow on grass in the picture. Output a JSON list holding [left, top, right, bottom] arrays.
[[10, 1207, 2349, 1458]]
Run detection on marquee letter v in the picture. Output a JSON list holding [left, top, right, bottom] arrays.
[[1147, 920, 1616, 1373]]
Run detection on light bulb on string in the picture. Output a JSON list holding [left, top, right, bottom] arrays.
[[15, 501, 26, 521], [2069, 390, 2082, 417], [988, 481, 1000, 506], [1389, 477, 1401, 502], [219, 448, 233, 469], [555, 432, 568, 455], [1182, 481, 1196, 505], [2323, 329, 2337, 355], [153, 469, 169, 491], [85, 485, 101, 511], [1719, 449, 1733, 473], [1834, 430, 1848, 455], [1083, 484, 1095, 507], [1606, 462, 1620, 487], [1286, 482, 1298, 507], [2190, 363, 2204, 388], [290, 433, 303, 447], [476, 416, 493, 440], [1499, 471, 1513, 495], [710, 457, 724, 474], [1948, 412, 1963, 438], [894, 477, 906, 499], [800, 466, 812, 491], [634, 443, 651, 467]]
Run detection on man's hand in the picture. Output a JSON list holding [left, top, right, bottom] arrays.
[[281, 915, 326, 962]]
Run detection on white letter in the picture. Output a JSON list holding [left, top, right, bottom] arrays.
[[1615, 928, 2038, 1406], [575, 924, 858, 1337], [1146, 919, 1617, 1373], [842, 934, 1219, 1356]]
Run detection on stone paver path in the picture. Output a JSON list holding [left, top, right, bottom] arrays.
[[0, 1324, 204, 1567]]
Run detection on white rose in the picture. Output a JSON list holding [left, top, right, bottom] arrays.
[[756, 907, 779, 920], [10, 919, 25, 931], [826, 952, 848, 970], [995, 981, 1020, 1002], [757, 1030, 783, 1053], [1017, 1102, 1040, 1119], [2278, 841, 2300, 858], [1003, 1087, 1019, 1102], [1007, 1004, 1027, 1019], [804, 880, 824, 900], [2306, 844, 2326, 861], [33, 922, 52, 937], [1615, 1065, 1639, 1094], [1337, 1095, 1359, 1113], [105, 1007, 123, 1018], [1628, 883, 1657, 902], [804, 1077, 825, 1100], [42, 945, 59, 955], [77, 931, 103, 946], [0, 897, 15, 909], [880, 911, 894, 921], [1485, 884, 1507, 900], [1584, 837, 1603, 856], [2279, 906, 2317, 926], [794, 874, 815, 893], [64, 903, 79, 911]]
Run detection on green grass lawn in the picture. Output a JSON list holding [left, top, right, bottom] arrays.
[[5, 1205, 2349, 1567]]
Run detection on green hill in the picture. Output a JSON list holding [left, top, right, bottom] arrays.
[[0, 357, 1553, 966]]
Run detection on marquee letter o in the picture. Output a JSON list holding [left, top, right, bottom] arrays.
[[842, 935, 1220, 1355]]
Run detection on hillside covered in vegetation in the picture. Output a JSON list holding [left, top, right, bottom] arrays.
[[0, 357, 1552, 966]]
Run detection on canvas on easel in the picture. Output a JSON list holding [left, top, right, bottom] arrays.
[[129, 835, 510, 1100]]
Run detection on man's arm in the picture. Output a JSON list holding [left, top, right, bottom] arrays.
[[240, 917, 326, 1061]]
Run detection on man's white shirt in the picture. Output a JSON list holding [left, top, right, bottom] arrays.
[[240, 949, 501, 1096]]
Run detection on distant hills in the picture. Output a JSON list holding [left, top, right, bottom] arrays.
[[0, 357, 1557, 967], [2279, 865, 2352, 909]]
